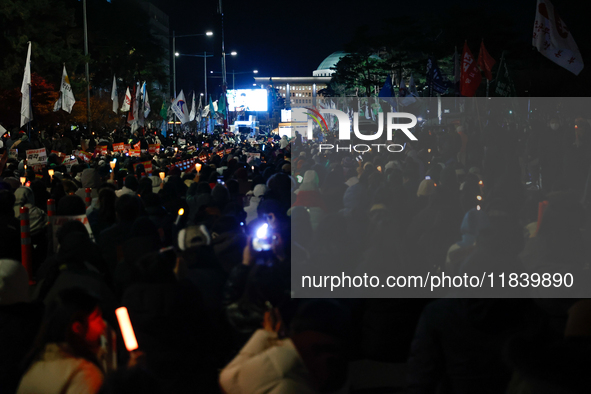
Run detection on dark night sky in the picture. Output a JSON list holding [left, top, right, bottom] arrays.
[[146, 0, 586, 97]]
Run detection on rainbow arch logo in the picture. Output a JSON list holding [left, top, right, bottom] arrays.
[[303, 107, 329, 132]]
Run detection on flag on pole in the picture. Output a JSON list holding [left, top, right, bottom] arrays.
[[59, 65, 76, 113], [460, 42, 482, 97], [121, 87, 131, 112], [197, 95, 203, 124], [218, 93, 227, 116], [477, 41, 496, 81], [143, 83, 150, 118], [20, 42, 33, 127], [135, 82, 144, 127], [399, 77, 417, 107], [494, 54, 517, 97], [159, 99, 168, 120], [533, 0, 584, 75], [53, 95, 62, 112], [161, 119, 167, 137], [426, 57, 449, 95], [189, 92, 196, 121], [378, 74, 397, 110], [127, 85, 136, 124], [208, 95, 215, 133], [172, 90, 190, 124], [111, 75, 118, 113]]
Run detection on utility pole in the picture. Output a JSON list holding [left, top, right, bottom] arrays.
[[83, 0, 91, 132], [172, 30, 176, 98]]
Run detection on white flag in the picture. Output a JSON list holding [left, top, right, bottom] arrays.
[[60, 65, 76, 113], [134, 82, 143, 126], [0, 124, 7, 138], [189, 92, 196, 121], [143, 83, 151, 118], [20, 42, 33, 127], [197, 95, 203, 123], [53, 96, 62, 112], [533, 0, 584, 75], [111, 75, 118, 113], [121, 87, 131, 112], [171, 90, 190, 124]]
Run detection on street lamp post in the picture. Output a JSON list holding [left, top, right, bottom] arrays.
[[171, 31, 213, 98], [210, 69, 259, 90], [82, 0, 91, 132], [176, 52, 214, 101], [229, 69, 258, 90]]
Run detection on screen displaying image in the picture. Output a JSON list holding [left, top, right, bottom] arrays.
[[227, 89, 268, 112]]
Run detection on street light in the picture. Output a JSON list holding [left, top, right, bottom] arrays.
[[175, 52, 214, 103], [209, 69, 259, 90], [171, 31, 213, 98], [230, 70, 259, 90], [230, 51, 237, 56]]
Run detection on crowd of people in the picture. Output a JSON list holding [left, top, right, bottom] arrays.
[[0, 108, 590, 393]]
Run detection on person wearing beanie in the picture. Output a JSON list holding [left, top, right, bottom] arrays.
[[0, 259, 30, 305], [14, 186, 47, 236], [414, 178, 436, 215], [279, 135, 290, 149], [244, 184, 267, 224], [75, 168, 101, 203], [417, 178, 437, 198], [150, 175, 162, 194], [292, 170, 326, 230]]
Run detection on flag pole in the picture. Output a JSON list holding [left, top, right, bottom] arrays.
[[28, 84, 31, 139], [83, 0, 91, 133], [454, 45, 460, 111], [493, 51, 506, 87]]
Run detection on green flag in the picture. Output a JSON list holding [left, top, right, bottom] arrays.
[[493, 57, 516, 97], [160, 100, 168, 119], [218, 93, 227, 116]]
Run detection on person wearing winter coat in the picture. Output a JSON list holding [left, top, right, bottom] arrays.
[[244, 184, 267, 225], [292, 170, 326, 231], [220, 300, 351, 394], [14, 186, 47, 236], [17, 288, 106, 394]]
